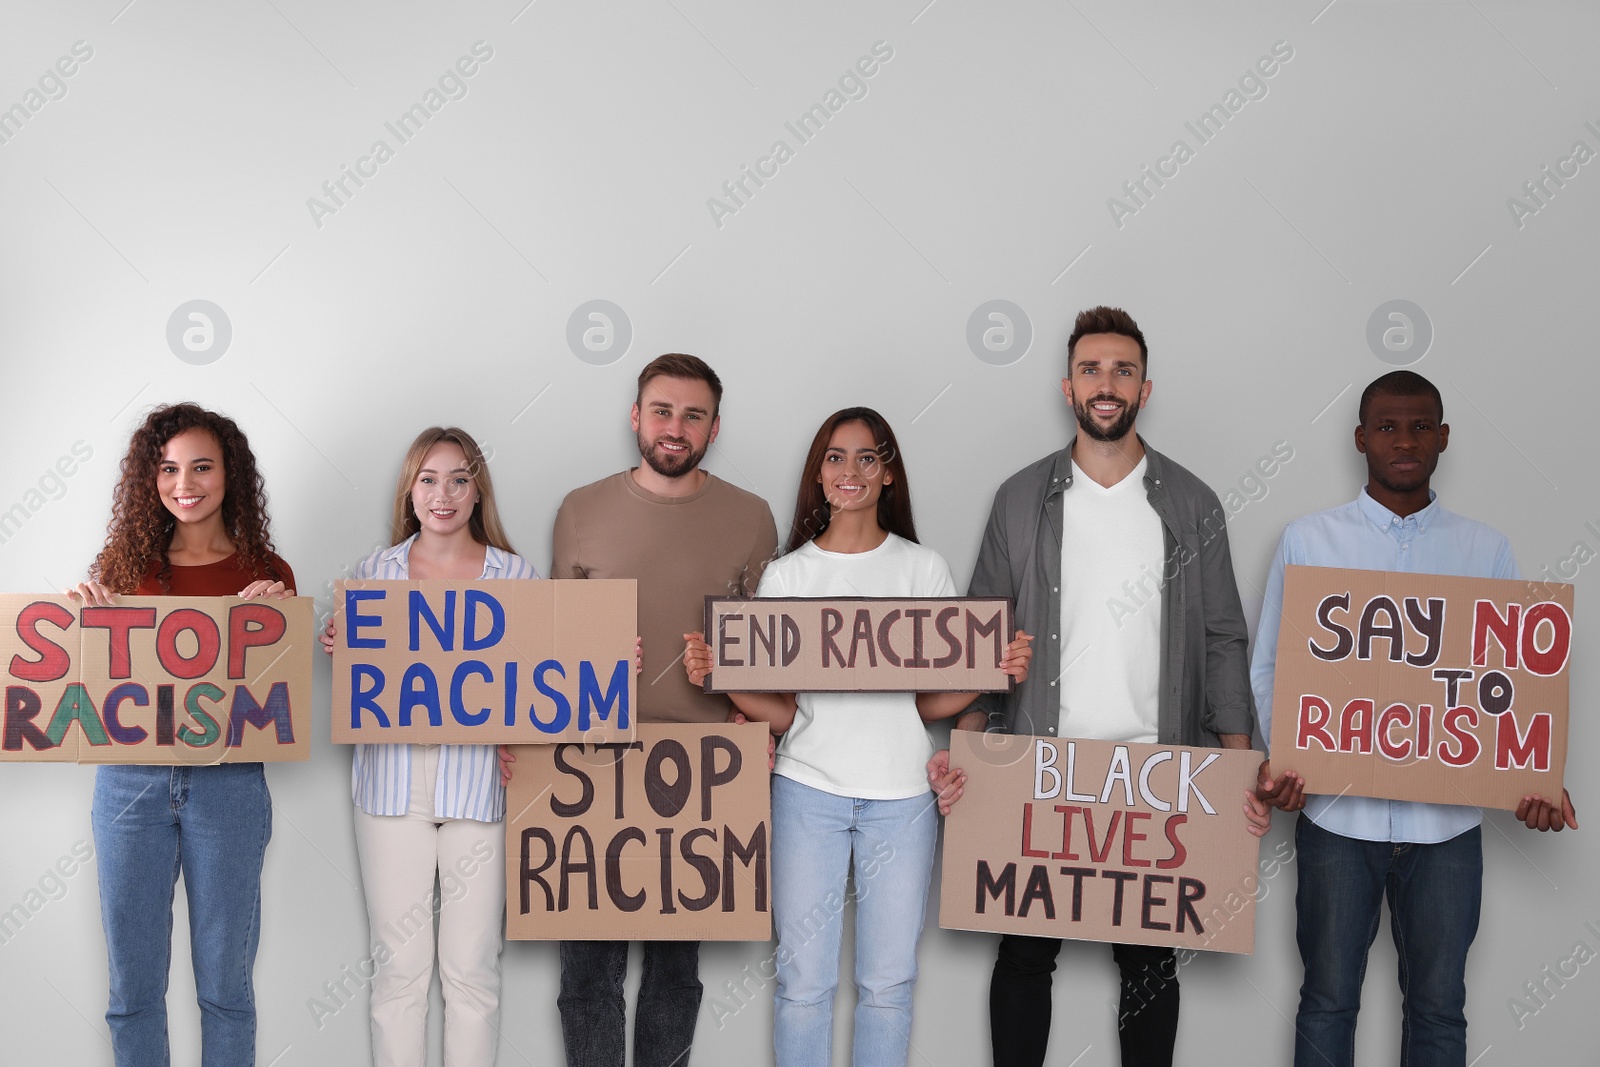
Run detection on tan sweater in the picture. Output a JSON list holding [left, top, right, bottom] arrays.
[[552, 470, 778, 723]]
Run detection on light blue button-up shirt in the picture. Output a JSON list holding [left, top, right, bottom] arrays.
[[349, 535, 540, 822], [1252, 488, 1518, 843]]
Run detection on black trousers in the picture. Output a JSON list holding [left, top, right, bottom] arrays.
[[990, 934, 1179, 1067]]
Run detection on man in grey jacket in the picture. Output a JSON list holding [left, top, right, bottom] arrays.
[[933, 306, 1271, 1067]]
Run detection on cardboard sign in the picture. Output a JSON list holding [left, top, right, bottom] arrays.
[[332, 579, 636, 745], [703, 596, 1015, 693], [505, 722, 771, 941], [0, 594, 313, 764], [1268, 566, 1571, 811], [939, 732, 1261, 954]]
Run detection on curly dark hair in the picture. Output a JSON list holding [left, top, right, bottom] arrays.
[[92, 403, 284, 593]]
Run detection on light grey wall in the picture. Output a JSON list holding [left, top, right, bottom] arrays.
[[1, 1, 1595, 1063]]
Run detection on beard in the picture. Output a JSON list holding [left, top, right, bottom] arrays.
[[1073, 393, 1139, 442], [637, 431, 708, 479]]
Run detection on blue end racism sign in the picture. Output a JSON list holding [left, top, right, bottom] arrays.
[[332, 579, 637, 745]]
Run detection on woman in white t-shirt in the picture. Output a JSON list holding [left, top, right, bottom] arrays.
[[684, 407, 1032, 1067]]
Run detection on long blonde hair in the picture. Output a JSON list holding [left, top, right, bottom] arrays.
[[390, 427, 515, 552]]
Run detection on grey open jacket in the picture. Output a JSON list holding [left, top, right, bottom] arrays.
[[964, 438, 1257, 746]]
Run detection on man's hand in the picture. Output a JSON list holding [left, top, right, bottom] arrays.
[[1515, 789, 1578, 832], [928, 749, 966, 816], [728, 710, 776, 771], [1255, 759, 1306, 812], [498, 744, 515, 785]]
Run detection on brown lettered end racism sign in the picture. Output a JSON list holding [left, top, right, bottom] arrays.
[[505, 722, 772, 941], [939, 732, 1262, 954], [1269, 566, 1571, 811], [332, 579, 637, 746], [0, 594, 313, 763], [703, 596, 1015, 693]]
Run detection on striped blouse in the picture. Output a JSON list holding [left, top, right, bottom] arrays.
[[348, 535, 540, 822]]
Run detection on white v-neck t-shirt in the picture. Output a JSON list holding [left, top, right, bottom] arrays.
[[1057, 457, 1163, 743]]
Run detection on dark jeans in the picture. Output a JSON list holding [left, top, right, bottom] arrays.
[[559, 940, 703, 1067], [991, 934, 1178, 1067], [1294, 816, 1482, 1067]]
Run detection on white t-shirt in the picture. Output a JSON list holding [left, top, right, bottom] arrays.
[[756, 533, 957, 799], [1057, 457, 1164, 743]]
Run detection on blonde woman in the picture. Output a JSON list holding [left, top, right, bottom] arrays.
[[323, 427, 535, 1066]]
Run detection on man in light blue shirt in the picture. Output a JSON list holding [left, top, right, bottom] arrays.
[[1252, 370, 1576, 1067]]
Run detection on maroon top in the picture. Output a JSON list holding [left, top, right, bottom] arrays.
[[133, 552, 296, 596]]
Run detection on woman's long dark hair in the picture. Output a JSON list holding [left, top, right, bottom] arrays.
[[785, 407, 917, 552], [93, 403, 283, 593]]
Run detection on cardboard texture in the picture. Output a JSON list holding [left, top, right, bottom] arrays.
[[505, 722, 772, 941], [332, 579, 637, 745], [703, 596, 1015, 693], [939, 731, 1261, 954], [0, 594, 313, 764], [1268, 566, 1571, 811]]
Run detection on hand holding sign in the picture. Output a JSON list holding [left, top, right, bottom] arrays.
[[64, 581, 117, 607], [1254, 759, 1306, 812], [927, 749, 966, 815], [1516, 789, 1578, 832], [238, 579, 293, 600]]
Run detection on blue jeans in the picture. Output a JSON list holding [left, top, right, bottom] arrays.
[[92, 763, 273, 1067], [1294, 815, 1482, 1067], [558, 939, 702, 1067], [770, 774, 939, 1067]]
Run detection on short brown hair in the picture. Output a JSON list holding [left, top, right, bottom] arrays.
[[636, 353, 724, 419], [1067, 306, 1148, 370]]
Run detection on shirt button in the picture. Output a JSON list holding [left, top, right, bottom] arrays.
[[1052, 586, 1059, 593], [1049, 680, 1057, 687], [1047, 726, 1056, 734], [1051, 634, 1058, 640]]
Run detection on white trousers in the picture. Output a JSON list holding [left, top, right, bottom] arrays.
[[353, 745, 505, 1067]]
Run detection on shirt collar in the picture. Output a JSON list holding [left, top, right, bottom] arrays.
[[1050, 434, 1161, 497], [1356, 485, 1440, 532], [380, 534, 507, 578], [380, 535, 416, 565]]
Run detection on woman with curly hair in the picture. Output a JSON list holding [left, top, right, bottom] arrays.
[[68, 402, 295, 1067], [321, 427, 536, 1067], [683, 407, 1033, 1067]]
